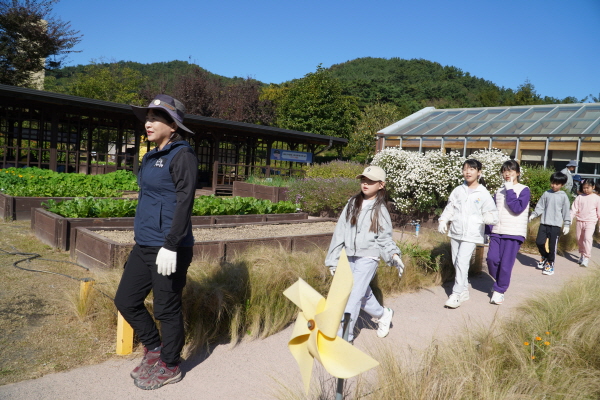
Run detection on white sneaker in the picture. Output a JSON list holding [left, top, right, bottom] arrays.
[[536, 258, 546, 270], [376, 307, 393, 338], [445, 290, 470, 308], [577, 255, 584, 264], [490, 291, 504, 305], [445, 294, 459, 308], [581, 257, 589, 267]]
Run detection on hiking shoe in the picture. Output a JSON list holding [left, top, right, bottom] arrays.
[[542, 262, 554, 275], [130, 346, 161, 380], [376, 307, 394, 338], [536, 257, 547, 270], [490, 291, 504, 305], [134, 360, 182, 390], [445, 290, 470, 308], [581, 257, 589, 267]]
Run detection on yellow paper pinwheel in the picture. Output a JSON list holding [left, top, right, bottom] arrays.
[[283, 249, 379, 393]]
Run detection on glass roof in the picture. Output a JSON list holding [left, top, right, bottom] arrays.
[[379, 104, 600, 138]]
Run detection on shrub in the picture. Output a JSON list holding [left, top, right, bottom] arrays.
[[286, 178, 358, 216], [372, 148, 512, 215], [372, 149, 464, 215], [305, 160, 365, 179], [521, 164, 555, 209]]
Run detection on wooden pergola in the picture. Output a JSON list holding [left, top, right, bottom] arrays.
[[0, 84, 347, 190]]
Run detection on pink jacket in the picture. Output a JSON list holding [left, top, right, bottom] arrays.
[[570, 194, 600, 223]]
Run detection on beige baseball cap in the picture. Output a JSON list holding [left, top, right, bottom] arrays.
[[356, 165, 386, 182]]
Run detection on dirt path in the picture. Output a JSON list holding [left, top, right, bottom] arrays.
[[0, 232, 596, 400]]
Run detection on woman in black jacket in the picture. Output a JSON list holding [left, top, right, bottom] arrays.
[[114, 94, 197, 390]]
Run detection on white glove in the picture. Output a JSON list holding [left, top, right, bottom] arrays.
[[504, 180, 514, 191], [482, 212, 496, 225], [392, 254, 405, 278], [156, 247, 177, 276], [438, 221, 448, 235], [528, 214, 535, 223], [562, 226, 570, 235], [328, 266, 336, 276]]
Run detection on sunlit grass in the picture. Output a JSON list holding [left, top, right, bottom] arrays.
[[70, 237, 449, 359], [346, 269, 600, 400]]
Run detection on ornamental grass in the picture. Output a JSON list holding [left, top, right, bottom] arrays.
[[339, 269, 600, 400], [70, 238, 447, 360]]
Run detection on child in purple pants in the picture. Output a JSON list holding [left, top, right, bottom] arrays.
[[486, 160, 530, 305]]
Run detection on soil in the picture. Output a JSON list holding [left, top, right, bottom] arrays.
[[98, 221, 337, 243]]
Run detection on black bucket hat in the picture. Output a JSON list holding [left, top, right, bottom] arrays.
[[131, 94, 194, 135]]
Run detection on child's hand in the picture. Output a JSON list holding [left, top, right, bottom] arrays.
[[392, 254, 404, 278], [528, 214, 535, 222], [328, 266, 336, 276], [438, 221, 448, 234], [563, 226, 570, 235]]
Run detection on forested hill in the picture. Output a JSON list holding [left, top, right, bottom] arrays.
[[327, 57, 579, 113], [46, 60, 243, 94], [46, 57, 580, 113]]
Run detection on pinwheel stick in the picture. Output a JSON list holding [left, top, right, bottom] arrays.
[[336, 312, 351, 400]]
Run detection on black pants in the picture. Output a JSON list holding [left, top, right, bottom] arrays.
[[114, 244, 193, 366], [535, 224, 561, 263]]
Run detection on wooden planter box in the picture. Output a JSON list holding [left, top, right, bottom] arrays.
[[232, 181, 288, 202], [31, 207, 308, 251], [0, 192, 139, 221], [71, 219, 335, 270]]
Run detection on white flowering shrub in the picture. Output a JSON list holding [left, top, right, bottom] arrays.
[[468, 149, 513, 194], [372, 148, 515, 215]]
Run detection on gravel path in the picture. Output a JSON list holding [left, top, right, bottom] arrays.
[[99, 221, 337, 243]]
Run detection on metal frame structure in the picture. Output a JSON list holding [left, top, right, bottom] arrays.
[[377, 104, 600, 178]]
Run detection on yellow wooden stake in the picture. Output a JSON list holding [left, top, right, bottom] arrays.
[[116, 312, 134, 355], [79, 278, 95, 302]]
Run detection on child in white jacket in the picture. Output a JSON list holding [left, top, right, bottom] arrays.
[[438, 159, 499, 308], [325, 165, 403, 342]]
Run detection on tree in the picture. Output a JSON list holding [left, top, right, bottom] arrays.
[[45, 61, 146, 105], [172, 67, 275, 125], [513, 79, 543, 105], [345, 102, 404, 162], [276, 65, 359, 142], [0, 0, 81, 87]]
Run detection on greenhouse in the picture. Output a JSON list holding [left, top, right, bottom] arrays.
[[377, 103, 600, 178]]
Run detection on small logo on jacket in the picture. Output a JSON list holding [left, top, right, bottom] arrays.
[[154, 158, 165, 168]]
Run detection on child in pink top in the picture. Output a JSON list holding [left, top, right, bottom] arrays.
[[570, 179, 600, 267]]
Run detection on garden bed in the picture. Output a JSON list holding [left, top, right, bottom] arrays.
[[0, 192, 138, 221], [232, 181, 288, 202], [31, 208, 309, 251], [70, 219, 336, 269]]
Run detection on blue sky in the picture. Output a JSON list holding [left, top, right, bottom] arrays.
[[52, 0, 599, 102]]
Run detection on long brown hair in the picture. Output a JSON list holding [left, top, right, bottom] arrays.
[[345, 185, 388, 233]]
